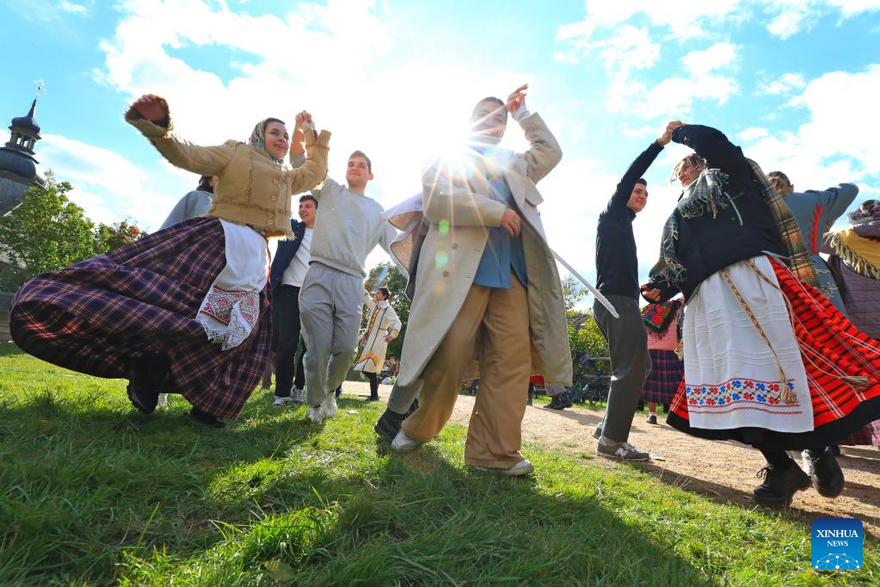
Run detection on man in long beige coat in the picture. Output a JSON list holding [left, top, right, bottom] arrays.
[[382, 85, 572, 476]]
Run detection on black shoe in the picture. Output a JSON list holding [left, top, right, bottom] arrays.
[[365, 396, 380, 402], [547, 396, 563, 410], [374, 409, 406, 440], [753, 464, 811, 506], [189, 407, 225, 428], [805, 447, 845, 498], [646, 414, 658, 425], [126, 353, 168, 414], [560, 395, 573, 408]]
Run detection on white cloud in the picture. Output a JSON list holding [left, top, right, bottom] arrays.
[[738, 127, 769, 141], [556, 0, 744, 45], [556, 1, 880, 57], [59, 1, 87, 15], [38, 133, 188, 230], [681, 42, 738, 76], [758, 72, 807, 94], [743, 64, 880, 215]]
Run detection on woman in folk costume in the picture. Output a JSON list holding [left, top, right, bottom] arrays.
[[640, 296, 684, 425], [827, 200, 880, 448], [9, 94, 330, 428], [766, 170, 858, 314], [354, 286, 402, 401], [642, 122, 880, 507]]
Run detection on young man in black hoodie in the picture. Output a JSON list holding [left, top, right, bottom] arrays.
[[592, 121, 680, 460]]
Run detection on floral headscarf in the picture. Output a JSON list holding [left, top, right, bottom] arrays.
[[248, 119, 286, 164]]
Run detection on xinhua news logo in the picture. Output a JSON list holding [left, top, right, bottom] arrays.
[[811, 518, 863, 571]]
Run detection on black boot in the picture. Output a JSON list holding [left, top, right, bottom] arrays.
[[560, 394, 573, 409], [189, 407, 225, 428], [547, 395, 562, 410], [804, 447, 845, 498], [753, 464, 811, 506], [126, 352, 168, 414], [374, 409, 406, 440]]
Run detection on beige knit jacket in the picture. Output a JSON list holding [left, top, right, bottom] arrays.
[[125, 100, 330, 237]]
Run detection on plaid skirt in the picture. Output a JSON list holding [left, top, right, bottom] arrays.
[[642, 349, 683, 404], [9, 217, 271, 419], [668, 258, 880, 450], [840, 420, 880, 447]]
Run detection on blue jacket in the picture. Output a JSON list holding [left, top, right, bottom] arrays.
[[269, 219, 307, 292]]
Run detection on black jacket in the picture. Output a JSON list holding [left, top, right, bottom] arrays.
[[646, 125, 783, 301], [269, 219, 307, 292], [595, 140, 663, 299]]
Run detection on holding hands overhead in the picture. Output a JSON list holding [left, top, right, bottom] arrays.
[[506, 84, 528, 114], [658, 121, 684, 146]]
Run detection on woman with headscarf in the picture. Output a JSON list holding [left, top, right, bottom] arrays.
[[642, 122, 880, 507], [9, 94, 330, 428], [828, 200, 880, 448]]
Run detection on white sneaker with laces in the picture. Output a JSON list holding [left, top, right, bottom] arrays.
[[274, 396, 296, 407], [307, 405, 325, 424], [322, 394, 338, 419], [596, 437, 650, 461], [472, 459, 534, 476], [291, 387, 304, 404], [391, 429, 421, 452]]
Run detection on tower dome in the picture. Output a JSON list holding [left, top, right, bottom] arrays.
[[0, 98, 46, 215]]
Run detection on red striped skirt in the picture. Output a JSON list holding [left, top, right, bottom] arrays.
[[667, 257, 880, 450], [9, 217, 271, 419]]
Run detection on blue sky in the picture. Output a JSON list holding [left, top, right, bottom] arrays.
[[2, 0, 879, 298]]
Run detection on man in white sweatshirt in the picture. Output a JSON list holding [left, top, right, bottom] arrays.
[[292, 133, 403, 423]]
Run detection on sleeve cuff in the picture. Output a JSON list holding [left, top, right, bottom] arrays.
[[512, 107, 533, 123]]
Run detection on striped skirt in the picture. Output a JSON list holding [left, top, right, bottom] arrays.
[[668, 257, 880, 450], [642, 349, 684, 404], [9, 217, 271, 419]]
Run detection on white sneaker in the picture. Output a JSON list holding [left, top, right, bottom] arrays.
[[307, 405, 324, 424], [390, 429, 421, 452], [291, 387, 304, 404], [274, 396, 296, 407], [801, 450, 813, 476], [321, 395, 338, 419], [157, 393, 169, 408], [472, 459, 534, 476]]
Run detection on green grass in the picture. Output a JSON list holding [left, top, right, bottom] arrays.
[[0, 343, 876, 585]]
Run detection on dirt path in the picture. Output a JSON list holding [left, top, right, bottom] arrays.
[[344, 381, 880, 536]]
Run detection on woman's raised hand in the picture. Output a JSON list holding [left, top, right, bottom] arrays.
[[295, 110, 314, 131], [132, 95, 169, 123]]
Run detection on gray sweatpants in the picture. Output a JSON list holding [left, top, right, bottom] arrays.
[[387, 379, 423, 414], [593, 295, 651, 443], [299, 263, 364, 406]]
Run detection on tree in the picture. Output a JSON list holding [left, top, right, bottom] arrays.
[[0, 175, 147, 291], [0, 176, 99, 290], [561, 274, 587, 313], [365, 262, 409, 361], [96, 220, 145, 252], [567, 312, 609, 385]]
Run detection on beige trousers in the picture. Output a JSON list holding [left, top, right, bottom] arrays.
[[402, 276, 531, 468]]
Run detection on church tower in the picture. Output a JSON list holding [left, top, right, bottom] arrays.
[[0, 98, 46, 215]]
